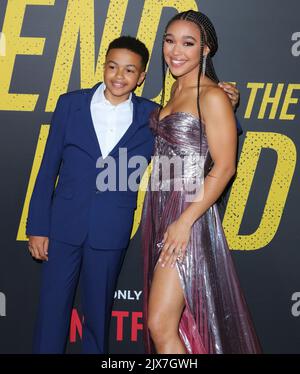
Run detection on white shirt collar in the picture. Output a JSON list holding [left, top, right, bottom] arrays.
[[92, 82, 132, 108]]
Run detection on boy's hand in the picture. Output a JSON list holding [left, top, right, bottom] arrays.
[[28, 236, 49, 261], [218, 82, 240, 109]]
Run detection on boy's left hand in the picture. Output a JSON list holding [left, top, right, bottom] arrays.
[[218, 82, 240, 109]]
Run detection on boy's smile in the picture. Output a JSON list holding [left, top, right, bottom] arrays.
[[103, 48, 146, 105]]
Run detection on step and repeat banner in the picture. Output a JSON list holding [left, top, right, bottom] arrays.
[[0, 0, 299, 353]]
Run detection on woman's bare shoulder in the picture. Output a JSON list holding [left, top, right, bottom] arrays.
[[201, 84, 232, 112]]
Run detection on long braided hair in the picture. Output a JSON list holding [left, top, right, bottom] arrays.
[[160, 11, 231, 210], [161, 10, 219, 121]]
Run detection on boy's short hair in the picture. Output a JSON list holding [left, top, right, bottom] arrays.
[[106, 36, 149, 70]]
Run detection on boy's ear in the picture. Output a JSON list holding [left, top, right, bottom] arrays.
[[137, 71, 146, 87]]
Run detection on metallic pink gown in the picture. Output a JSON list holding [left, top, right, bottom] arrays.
[[142, 109, 262, 354]]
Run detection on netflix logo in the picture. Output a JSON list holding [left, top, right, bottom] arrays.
[[69, 308, 143, 343]]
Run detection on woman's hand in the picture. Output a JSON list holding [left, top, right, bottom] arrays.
[[158, 217, 192, 268], [218, 82, 240, 110]]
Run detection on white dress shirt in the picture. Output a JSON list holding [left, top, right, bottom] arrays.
[[90, 83, 133, 158]]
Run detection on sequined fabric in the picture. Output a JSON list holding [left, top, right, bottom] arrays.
[[142, 109, 262, 354]]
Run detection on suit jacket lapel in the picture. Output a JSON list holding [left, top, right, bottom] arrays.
[[109, 94, 140, 158], [74, 82, 102, 160]]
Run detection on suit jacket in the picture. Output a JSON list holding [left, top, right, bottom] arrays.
[[26, 82, 159, 249]]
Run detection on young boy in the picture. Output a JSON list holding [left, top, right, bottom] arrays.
[[26, 36, 240, 353]]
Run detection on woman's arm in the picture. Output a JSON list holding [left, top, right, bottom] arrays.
[[181, 87, 237, 224], [159, 87, 237, 267]]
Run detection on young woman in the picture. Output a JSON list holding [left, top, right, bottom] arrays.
[[142, 10, 261, 354]]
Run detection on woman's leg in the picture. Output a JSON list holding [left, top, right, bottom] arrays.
[[147, 263, 186, 354]]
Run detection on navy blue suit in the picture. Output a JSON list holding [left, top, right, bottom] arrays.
[[27, 82, 158, 249], [26, 82, 158, 353]]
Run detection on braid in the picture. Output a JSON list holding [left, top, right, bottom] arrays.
[[197, 29, 205, 122], [160, 44, 167, 115]]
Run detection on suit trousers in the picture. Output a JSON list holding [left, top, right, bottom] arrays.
[[32, 236, 126, 354]]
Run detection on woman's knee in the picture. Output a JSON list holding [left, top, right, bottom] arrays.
[[148, 312, 161, 337], [148, 310, 174, 341]]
